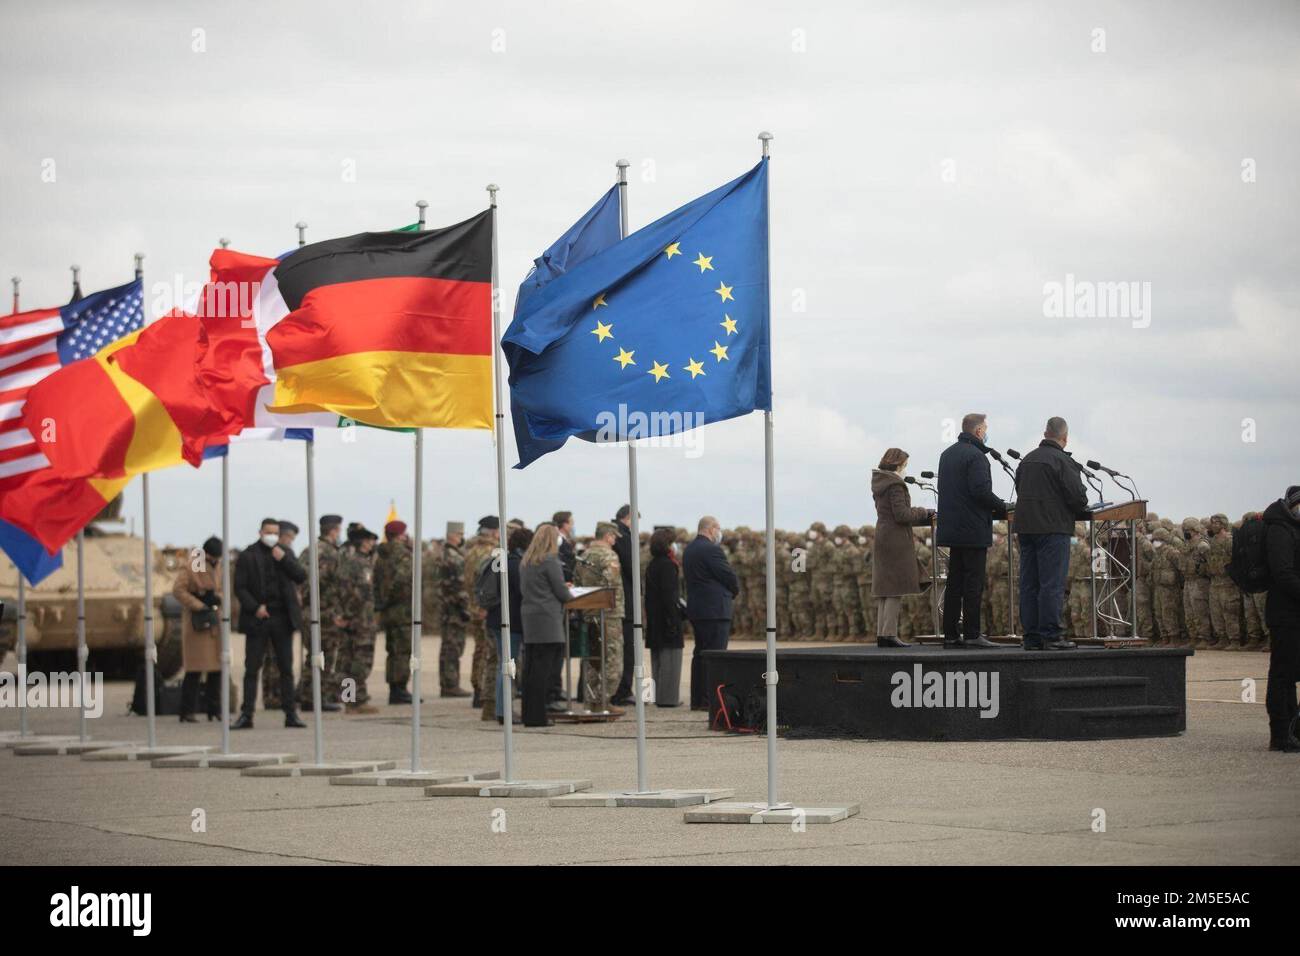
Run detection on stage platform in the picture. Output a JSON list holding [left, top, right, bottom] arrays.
[[703, 644, 1191, 741]]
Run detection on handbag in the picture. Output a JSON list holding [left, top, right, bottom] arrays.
[[191, 608, 217, 631]]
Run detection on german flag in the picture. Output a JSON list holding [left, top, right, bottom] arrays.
[[264, 210, 493, 429]]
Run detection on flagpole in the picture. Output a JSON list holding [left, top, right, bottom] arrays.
[[76, 530, 87, 741], [298, 221, 325, 765], [487, 183, 516, 783], [410, 199, 428, 774], [11, 276, 29, 738], [220, 452, 232, 753], [135, 252, 159, 749], [758, 132, 782, 810], [616, 160, 652, 795]]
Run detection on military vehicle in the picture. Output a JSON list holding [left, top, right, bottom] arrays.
[[0, 504, 184, 680]]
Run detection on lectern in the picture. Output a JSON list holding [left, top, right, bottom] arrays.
[[560, 586, 617, 719], [1087, 500, 1149, 642]]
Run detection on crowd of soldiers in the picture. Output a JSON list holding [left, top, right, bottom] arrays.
[[248, 506, 1269, 717]]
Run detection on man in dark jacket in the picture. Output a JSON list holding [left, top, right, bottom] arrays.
[[1013, 417, 1092, 650], [611, 504, 636, 705], [936, 413, 1009, 647], [232, 517, 307, 729], [1264, 486, 1300, 752], [552, 510, 576, 708], [683, 515, 740, 708]]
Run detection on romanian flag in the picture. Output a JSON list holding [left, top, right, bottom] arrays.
[[262, 211, 494, 429]]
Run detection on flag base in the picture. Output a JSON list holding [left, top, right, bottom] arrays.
[[424, 779, 592, 799], [241, 759, 397, 778], [0, 733, 82, 749], [683, 801, 860, 824], [550, 787, 735, 808], [14, 739, 140, 756], [330, 768, 501, 787], [83, 745, 214, 762], [151, 752, 299, 769]]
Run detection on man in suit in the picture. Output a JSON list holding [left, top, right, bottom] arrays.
[[1013, 417, 1091, 650], [683, 515, 740, 709], [611, 503, 636, 706], [232, 517, 308, 729], [936, 413, 1009, 648], [551, 510, 576, 709]]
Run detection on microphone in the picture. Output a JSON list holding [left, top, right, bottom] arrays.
[[987, 447, 1004, 463], [1086, 459, 1139, 500], [920, 470, 935, 479], [1006, 448, 1021, 460]]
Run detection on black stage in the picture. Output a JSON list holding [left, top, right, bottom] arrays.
[[702, 644, 1192, 741]]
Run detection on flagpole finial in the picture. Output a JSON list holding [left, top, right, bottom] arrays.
[[219, 237, 230, 249], [486, 184, 499, 207], [758, 131, 773, 158], [415, 199, 428, 231], [295, 221, 308, 247], [134, 253, 145, 279]]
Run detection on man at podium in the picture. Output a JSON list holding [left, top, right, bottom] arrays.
[[1013, 417, 1091, 650]]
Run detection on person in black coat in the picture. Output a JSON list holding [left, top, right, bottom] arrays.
[[232, 518, 307, 728], [644, 528, 685, 707], [936, 413, 1009, 647], [551, 510, 576, 707], [1013, 417, 1092, 650], [1264, 486, 1300, 752], [611, 504, 636, 705], [683, 515, 739, 709]]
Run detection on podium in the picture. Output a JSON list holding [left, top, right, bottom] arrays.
[[559, 586, 618, 721], [1087, 500, 1148, 643]]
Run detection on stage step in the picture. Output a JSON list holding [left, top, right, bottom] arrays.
[[1036, 704, 1183, 740], [1019, 675, 1149, 710]]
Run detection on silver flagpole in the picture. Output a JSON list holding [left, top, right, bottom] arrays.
[[136, 253, 158, 749], [298, 221, 325, 765], [758, 132, 781, 809], [12, 276, 29, 738], [410, 199, 428, 773], [220, 453, 232, 753], [76, 530, 87, 740], [487, 184, 515, 783], [617, 159, 651, 794]]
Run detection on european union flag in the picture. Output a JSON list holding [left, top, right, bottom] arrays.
[[504, 160, 770, 468]]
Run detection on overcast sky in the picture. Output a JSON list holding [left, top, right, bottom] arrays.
[[2, 0, 1297, 549]]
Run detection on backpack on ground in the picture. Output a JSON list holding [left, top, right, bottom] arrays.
[[1229, 515, 1271, 593], [474, 554, 501, 609]]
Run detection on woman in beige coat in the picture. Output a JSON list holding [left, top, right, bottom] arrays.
[[174, 537, 224, 721], [871, 448, 935, 647]]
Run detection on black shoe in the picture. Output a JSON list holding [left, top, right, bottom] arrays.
[[471, 693, 482, 708], [179, 713, 198, 723], [942, 638, 965, 648], [496, 712, 523, 725], [1044, 639, 1077, 650], [284, 712, 307, 729], [546, 701, 568, 713], [964, 635, 999, 648], [876, 635, 912, 648], [231, 713, 254, 730], [610, 694, 635, 706], [1269, 736, 1300, 753], [1021, 640, 1044, 651], [300, 700, 342, 713], [389, 685, 414, 705]]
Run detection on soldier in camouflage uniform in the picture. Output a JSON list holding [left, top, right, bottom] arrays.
[[987, 523, 1011, 637], [463, 517, 499, 717], [1178, 517, 1214, 649], [775, 532, 794, 638], [1135, 525, 1157, 642], [831, 525, 864, 639], [574, 521, 624, 713], [787, 532, 814, 639], [337, 523, 379, 712], [806, 522, 830, 638], [374, 520, 415, 703], [297, 514, 347, 708], [1240, 512, 1269, 650], [1205, 513, 1242, 650], [745, 531, 767, 637], [855, 526, 876, 638], [437, 522, 471, 696], [811, 527, 838, 638], [422, 537, 443, 638], [1151, 527, 1185, 646], [1067, 523, 1092, 638], [728, 530, 751, 637]]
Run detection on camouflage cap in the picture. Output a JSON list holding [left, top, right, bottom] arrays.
[[1211, 512, 1229, 526], [446, 521, 464, 536], [594, 521, 619, 539], [810, 521, 827, 533], [1153, 527, 1172, 543], [1181, 517, 1201, 532], [833, 524, 853, 538]]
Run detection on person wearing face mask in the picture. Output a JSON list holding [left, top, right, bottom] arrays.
[[232, 518, 307, 729], [683, 515, 740, 710], [871, 449, 935, 647], [936, 413, 1011, 648], [1263, 486, 1300, 752]]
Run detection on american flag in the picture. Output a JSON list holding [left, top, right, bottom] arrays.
[[0, 279, 144, 482]]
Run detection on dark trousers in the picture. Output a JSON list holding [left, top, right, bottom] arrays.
[[549, 617, 577, 703], [242, 614, 295, 716], [615, 617, 634, 698], [181, 671, 220, 717], [523, 642, 564, 726], [1018, 533, 1070, 644], [942, 546, 988, 641], [689, 618, 731, 708], [1266, 624, 1300, 739]]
